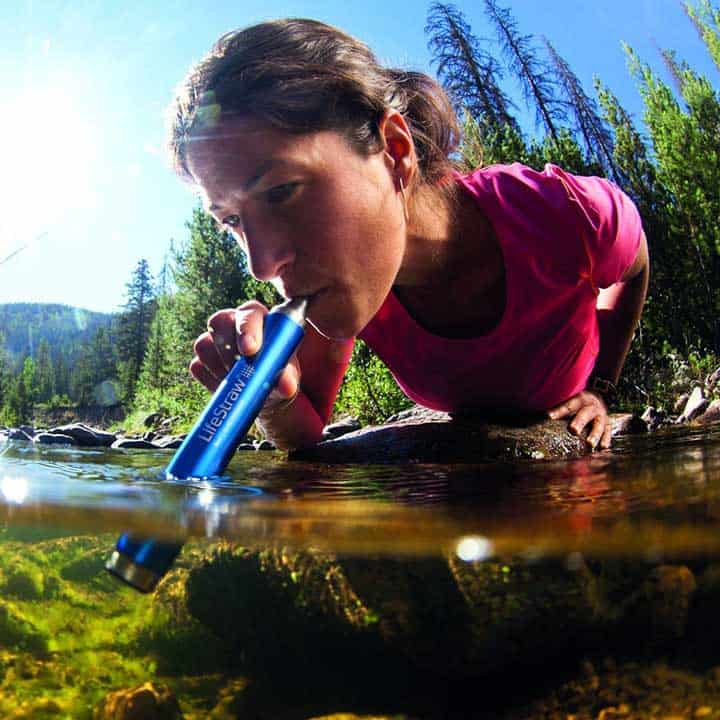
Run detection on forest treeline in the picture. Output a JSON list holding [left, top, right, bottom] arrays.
[[1, 0, 719, 429]]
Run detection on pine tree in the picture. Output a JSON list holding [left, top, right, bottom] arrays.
[[172, 206, 277, 344], [35, 338, 56, 403], [626, 43, 720, 349], [426, 2, 517, 132], [543, 37, 618, 179], [685, 0, 720, 72], [481, 0, 565, 141], [117, 259, 157, 402]]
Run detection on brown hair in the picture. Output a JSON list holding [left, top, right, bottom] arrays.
[[168, 18, 459, 188]]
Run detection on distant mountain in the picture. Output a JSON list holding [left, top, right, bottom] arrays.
[[0, 303, 115, 368]]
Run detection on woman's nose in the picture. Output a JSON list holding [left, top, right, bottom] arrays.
[[242, 229, 294, 282]]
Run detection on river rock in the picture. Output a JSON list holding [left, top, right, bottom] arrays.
[[610, 413, 647, 436], [674, 392, 690, 415], [630, 565, 697, 649], [33, 432, 75, 445], [707, 366, 720, 390], [111, 438, 157, 449], [322, 416, 362, 440], [172, 546, 706, 682], [153, 435, 185, 449], [6, 428, 33, 442], [46, 423, 117, 447], [254, 439, 276, 451], [143, 412, 164, 429], [678, 386, 709, 423], [293, 406, 592, 464], [641, 406, 667, 432], [697, 399, 720, 425], [93, 682, 183, 720]]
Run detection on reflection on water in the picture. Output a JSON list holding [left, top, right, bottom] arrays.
[[1, 423, 720, 558]]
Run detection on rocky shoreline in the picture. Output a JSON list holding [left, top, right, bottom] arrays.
[[2, 376, 720, 463]]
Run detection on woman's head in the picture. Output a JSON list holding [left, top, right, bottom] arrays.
[[168, 18, 459, 189]]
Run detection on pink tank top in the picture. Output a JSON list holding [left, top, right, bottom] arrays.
[[358, 163, 643, 413]]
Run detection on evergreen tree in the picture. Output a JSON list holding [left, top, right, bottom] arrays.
[[35, 338, 56, 403], [685, 0, 720, 71], [117, 259, 157, 402], [626, 43, 720, 349], [543, 37, 618, 179], [481, 0, 565, 140], [0, 334, 10, 414], [426, 2, 517, 133], [172, 206, 277, 344]]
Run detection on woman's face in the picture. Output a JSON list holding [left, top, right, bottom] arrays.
[[185, 114, 407, 340]]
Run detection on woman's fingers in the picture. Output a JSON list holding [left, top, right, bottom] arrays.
[[192, 301, 294, 403], [548, 396, 581, 419], [206, 308, 242, 369], [600, 423, 613, 450], [548, 391, 611, 450], [192, 332, 226, 381], [568, 403, 601, 438], [234, 301, 269, 356], [189, 355, 221, 393]]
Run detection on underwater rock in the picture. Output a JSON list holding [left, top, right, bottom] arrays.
[[645, 565, 697, 644], [1, 562, 45, 600], [179, 546, 604, 678], [33, 432, 75, 445], [93, 682, 183, 719], [620, 564, 697, 650], [293, 405, 592, 463], [45, 423, 116, 447], [0, 599, 49, 655]]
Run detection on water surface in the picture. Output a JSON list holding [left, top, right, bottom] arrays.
[[2, 424, 720, 560]]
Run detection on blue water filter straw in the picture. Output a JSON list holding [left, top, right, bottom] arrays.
[[106, 297, 309, 592]]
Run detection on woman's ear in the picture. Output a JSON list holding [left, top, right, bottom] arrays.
[[378, 110, 415, 188]]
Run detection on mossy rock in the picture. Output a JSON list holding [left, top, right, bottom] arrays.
[[0, 600, 49, 655], [1, 564, 45, 600], [178, 546, 606, 678]]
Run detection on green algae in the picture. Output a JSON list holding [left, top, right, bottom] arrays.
[[3, 531, 720, 718]]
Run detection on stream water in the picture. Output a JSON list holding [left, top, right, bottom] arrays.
[[1, 425, 720, 718]]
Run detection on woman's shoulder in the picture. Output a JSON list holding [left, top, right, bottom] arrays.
[[455, 162, 580, 216]]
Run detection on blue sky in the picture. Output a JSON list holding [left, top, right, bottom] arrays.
[[0, 0, 716, 313]]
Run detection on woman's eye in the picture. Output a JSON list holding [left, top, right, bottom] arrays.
[[265, 183, 299, 204], [221, 214, 241, 228]]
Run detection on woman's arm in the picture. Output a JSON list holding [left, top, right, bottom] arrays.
[[548, 230, 650, 449], [256, 324, 354, 451], [594, 229, 650, 385]]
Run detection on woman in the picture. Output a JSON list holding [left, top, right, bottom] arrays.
[[168, 18, 649, 452]]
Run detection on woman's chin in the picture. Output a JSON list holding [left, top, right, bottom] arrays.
[[307, 317, 358, 341]]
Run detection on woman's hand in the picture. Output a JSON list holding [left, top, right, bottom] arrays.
[[547, 391, 612, 450], [189, 300, 301, 411]]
